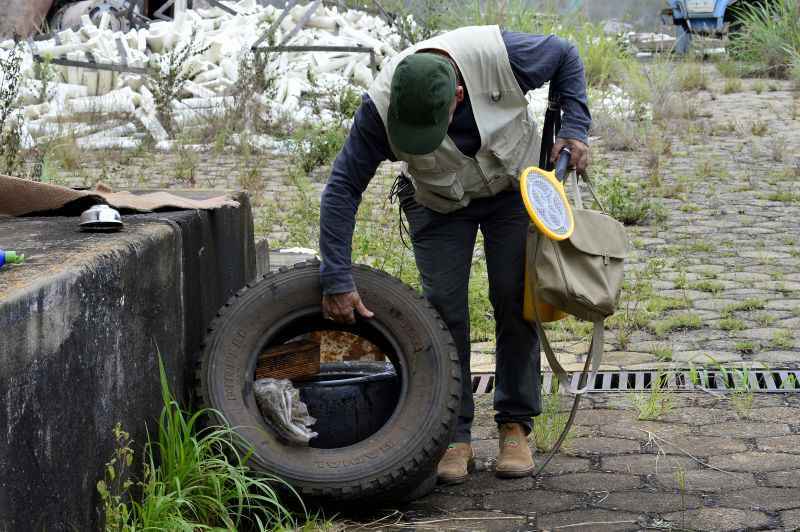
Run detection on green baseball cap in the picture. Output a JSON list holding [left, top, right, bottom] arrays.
[[387, 53, 457, 155]]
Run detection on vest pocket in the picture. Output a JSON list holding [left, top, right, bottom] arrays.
[[413, 171, 464, 200], [492, 130, 539, 185], [412, 172, 466, 213]]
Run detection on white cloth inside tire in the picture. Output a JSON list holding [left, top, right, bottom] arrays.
[[253, 378, 318, 445]]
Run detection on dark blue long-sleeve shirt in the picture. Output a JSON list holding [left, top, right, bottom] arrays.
[[319, 31, 591, 295]]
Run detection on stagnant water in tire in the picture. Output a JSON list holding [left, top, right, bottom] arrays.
[[294, 363, 401, 449]]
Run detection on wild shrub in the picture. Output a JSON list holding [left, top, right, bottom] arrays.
[[532, 380, 574, 452], [622, 57, 678, 122], [32, 54, 56, 103], [632, 372, 673, 420], [98, 357, 303, 531], [728, 0, 800, 78], [677, 61, 708, 91], [594, 174, 662, 225], [146, 28, 210, 135]]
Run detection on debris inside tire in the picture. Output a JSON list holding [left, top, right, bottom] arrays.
[[254, 378, 317, 445]]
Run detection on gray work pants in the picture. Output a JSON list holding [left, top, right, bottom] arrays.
[[398, 179, 541, 442]]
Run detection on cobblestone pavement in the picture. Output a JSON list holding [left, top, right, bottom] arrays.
[[342, 392, 800, 532]]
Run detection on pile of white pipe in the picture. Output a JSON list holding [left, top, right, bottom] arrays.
[[1, 0, 405, 150], [1, 0, 640, 152]]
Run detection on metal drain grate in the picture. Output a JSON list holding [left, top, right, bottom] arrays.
[[471, 369, 800, 394]]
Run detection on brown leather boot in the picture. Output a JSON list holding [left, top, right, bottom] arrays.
[[436, 443, 474, 485], [496, 423, 535, 478]]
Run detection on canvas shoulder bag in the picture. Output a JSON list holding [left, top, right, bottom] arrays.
[[526, 171, 629, 477], [526, 90, 630, 475], [526, 174, 628, 394]]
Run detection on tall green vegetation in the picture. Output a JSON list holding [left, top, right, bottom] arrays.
[[98, 358, 303, 531], [729, 0, 800, 78], [381, 0, 630, 88]]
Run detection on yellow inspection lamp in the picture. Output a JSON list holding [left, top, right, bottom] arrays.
[[521, 148, 573, 323]]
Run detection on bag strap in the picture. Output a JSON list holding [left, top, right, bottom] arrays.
[[532, 91, 608, 475], [580, 174, 608, 215], [567, 171, 583, 210], [531, 319, 605, 478], [535, 319, 604, 396], [539, 89, 561, 171]]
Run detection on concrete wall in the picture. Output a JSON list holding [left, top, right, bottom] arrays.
[[0, 194, 255, 531]]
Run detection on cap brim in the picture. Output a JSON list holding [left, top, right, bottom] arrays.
[[387, 104, 450, 156]]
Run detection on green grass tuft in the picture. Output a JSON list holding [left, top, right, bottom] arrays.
[[532, 381, 575, 453], [677, 62, 709, 91], [718, 318, 745, 332], [652, 344, 674, 362], [651, 313, 702, 337], [98, 356, 305, 531], [722, 299, 766, 317], [728, 0, 800, 78], [646, 296, 690, 314], [734, 340, 757, 354], [723, 77, 743, 94], [632, 372, 673, 420], [771, 330, 795, 349], [689, 280, 725, 294]]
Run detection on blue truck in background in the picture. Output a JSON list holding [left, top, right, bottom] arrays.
[[662, 0, 763, 53]]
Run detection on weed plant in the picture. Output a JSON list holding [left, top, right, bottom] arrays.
[[729, 0, 800, 78], [751, 121, 768, 136], [715, 364, 755, 418], [532, 380, 574, 452], [652, 344, 674, 362], [722, 299, 766, 316], [379, 0, 453, 44], [436, 2, 630, 88], [32, 54, 55, 104], [594, 174, 664, 225], [718, 318, 745, 332], [286, 81, 359, 176], [754, 313, 776, 327], [771, 329, 795, 349], [98, 358, 302, 531], [609, 258, 665, 350], [651, 313, 702, 338], [677, 62, 708, 92], [621, 53, 677, 122], [715, 59, 740, 79], [723, 77, 743, 94], [632, 372, 673, 420], [689, 280, 724, 294], [590, 112, 642, 151], [734, 340, 756, 354], [147, 28, 210, 135]]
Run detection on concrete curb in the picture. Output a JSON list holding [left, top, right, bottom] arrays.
[[0, 193, 254, 531]]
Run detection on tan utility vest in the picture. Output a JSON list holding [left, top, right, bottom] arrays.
[[368, 25, 541, 213]]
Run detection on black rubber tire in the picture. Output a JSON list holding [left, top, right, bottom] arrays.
[[196, 259, 461, 502]]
